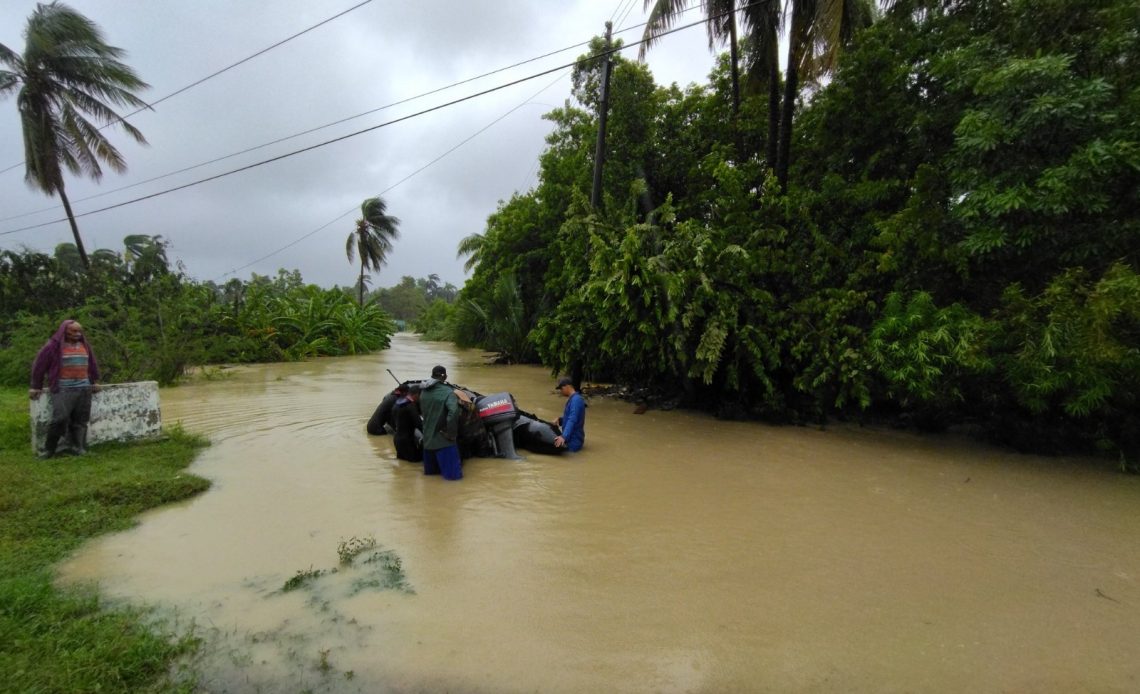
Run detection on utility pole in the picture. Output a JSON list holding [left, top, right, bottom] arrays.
[[589, 21, 613, 211]]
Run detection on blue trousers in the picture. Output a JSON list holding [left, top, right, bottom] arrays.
[[423, 445, 462, 480]]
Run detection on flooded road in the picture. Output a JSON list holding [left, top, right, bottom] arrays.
[[59, 333, 1140, 692]]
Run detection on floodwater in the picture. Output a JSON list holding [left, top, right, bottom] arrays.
[[58, 334, 1139, 693]]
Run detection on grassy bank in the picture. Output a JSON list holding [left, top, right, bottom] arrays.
[[0, 388, 211, 693]]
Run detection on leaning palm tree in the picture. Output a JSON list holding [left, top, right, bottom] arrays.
[[0, 2, 150, 270], [123, 233, 169, 279], [346, 196, 400, 307], [456, 231, 485, 274]]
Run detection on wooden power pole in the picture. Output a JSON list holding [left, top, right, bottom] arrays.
[[589, 21, 614, 211]]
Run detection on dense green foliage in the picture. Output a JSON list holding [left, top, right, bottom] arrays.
[[412, 298, 457, 341], [0, 239, 397, 386], [454, 0, 1139, 467], [0, 388, 209, 692]]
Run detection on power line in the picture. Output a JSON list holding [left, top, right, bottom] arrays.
[[614, 0, 640, 30], [610, 0, 637, 25], [0, 2, 711, 224], [216, 71, 570, 281], [0, 25, 600, 225], [0, 4, 710, 227], [0, 0, 375, 176], [1, 4, 721, 242]]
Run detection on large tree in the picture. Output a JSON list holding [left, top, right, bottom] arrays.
[[346, 196, 400, 306], [0, 1, 149, 269]]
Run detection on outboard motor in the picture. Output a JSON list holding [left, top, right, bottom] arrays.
[[475, 392, 522, 459]]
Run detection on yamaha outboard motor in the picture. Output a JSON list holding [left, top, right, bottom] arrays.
[[475, 392, 522, 459]]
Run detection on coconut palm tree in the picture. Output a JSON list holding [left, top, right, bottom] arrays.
[[0, 2, 150, 270], [53, 241, 83, 273], [774, 0, 875, 190], [641, 0, 745, 114], [123, 233, 169, 280], [640, 1, 781, 165], [639, 0, 872, 185], [346, 196, 400, 307], [456, 231, 485, 274]]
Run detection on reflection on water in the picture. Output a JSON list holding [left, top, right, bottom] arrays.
[[58, 334, 1140, 692]]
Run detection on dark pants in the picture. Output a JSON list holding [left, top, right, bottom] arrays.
[[51, 387, 92, 428], [46, 388, 92, 452], [423, 445, 462, 480]]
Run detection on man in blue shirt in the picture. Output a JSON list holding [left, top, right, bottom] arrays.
[[554, 377, 586, 452]]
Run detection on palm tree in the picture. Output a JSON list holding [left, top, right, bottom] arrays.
[[642, 1, 737, 113], [774, 0, 875, 190], [0, 2, 149, 270], [123, 233, 169, 280], [640, 1, 781, 165], [53, 241, 83, 273], [346, 196, 400, 307], [456, 231, 485, 274], [639, 0, 872, 186]]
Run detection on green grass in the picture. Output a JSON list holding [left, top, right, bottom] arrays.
[[0, 387, 211, 693]]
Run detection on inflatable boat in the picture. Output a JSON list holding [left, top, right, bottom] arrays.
[[367, 380, 564, 459]]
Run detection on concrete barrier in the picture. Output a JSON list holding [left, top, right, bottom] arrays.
[[30, 382, 163, 455]]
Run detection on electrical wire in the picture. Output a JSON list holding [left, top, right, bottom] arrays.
[[0, 3, 708, 226], [614, 0, 640, 30], [1, 12, 714, 239], [2, 0, 738, 268], [0, 0, 375, 176], [215, 71, 570, 281], [0, 25, 599, 225]]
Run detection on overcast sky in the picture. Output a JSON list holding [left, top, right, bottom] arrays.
[[1, 0, 721, 290]]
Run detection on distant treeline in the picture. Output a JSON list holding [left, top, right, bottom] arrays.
[[428, 0, 1139, 467], [0, 238, 400, 386]]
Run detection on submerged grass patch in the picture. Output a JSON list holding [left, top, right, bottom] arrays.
[[0, 387, 211, 693], [282, 566, 332, 593], [280, 535, 414, 596]]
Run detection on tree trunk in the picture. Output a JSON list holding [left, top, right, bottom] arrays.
[[57, 185, 90, 270], [775, 1, 804, 193], [766, 51, 781, 172], [728, 9, 740, 115], [358, 262, 365, 307]]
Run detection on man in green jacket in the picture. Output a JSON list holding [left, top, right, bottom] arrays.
[[419, 365, 462, 480]]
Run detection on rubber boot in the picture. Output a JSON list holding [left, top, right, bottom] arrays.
[[39, 423, 64, 459], [70, 425, 88, 456]]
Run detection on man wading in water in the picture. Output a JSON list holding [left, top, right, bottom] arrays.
[[419, 365, 462, 480], [554, 377, 586, 452]]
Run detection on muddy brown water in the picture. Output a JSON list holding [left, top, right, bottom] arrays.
[[58, 333, 1139, 692]]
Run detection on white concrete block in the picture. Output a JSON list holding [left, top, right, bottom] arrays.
[[30, 381, 163, 454]]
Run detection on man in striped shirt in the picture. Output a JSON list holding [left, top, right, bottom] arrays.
[[30, 320, 100, 458]]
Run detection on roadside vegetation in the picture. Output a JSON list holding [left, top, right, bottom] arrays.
[[0, 245, 400, 387], [0, 388, 210, 692], [443, 0, 1139, 468]]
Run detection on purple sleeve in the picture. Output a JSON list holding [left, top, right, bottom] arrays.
[[30, 343, 53, 389]]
